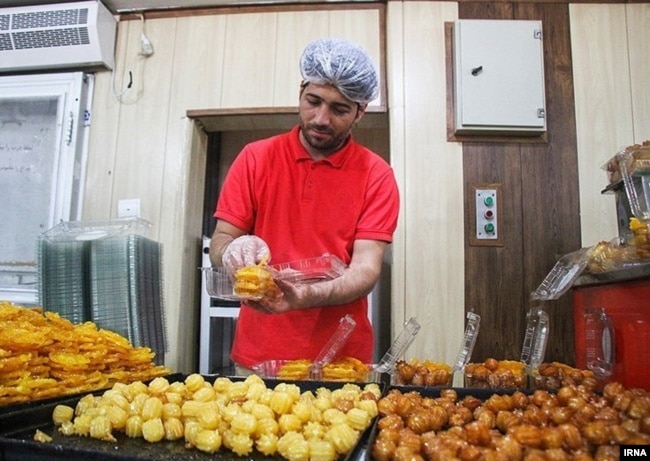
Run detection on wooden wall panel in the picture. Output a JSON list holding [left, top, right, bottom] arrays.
[[271, 9, 383, 108], [112, 18, 177, 225], [570, 5, 633, 246], [329, 9, 384, 107], [82, 19, 137, 221], [518, 3, 581, 364], [627, 4, 650, 144], [273, 14, 330, 106], [160, 15, 230, 369], [385, 1, 408, 342], [221, 14, 279, 107], [387, 2, 465, 367], [172, 15, 228, 109], [460, 2, 580, 364], [463, 143, 525, 361]]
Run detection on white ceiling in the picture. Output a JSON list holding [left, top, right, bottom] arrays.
[[2, 0, 362, 14]]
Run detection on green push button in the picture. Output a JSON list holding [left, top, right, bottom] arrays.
[[484, 223, 495, 233], [484, 196, 494, 207]]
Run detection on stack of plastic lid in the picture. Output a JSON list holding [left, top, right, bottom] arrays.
[[37, 237, 90, 325], [38, 218, 167, 365]]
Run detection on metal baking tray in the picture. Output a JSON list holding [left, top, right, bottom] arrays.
[[0, 374, 381, 461]]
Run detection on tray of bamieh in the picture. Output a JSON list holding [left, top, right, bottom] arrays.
[[368, 380, 650, 460]]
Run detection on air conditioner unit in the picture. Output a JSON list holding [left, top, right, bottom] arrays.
[[0, 1, 116, 73]]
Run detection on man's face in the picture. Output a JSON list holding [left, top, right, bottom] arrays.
[[298, 83, 366, 157]]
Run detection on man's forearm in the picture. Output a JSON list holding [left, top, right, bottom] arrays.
[[310, 266, 379, 307], [209, 232, 234, 267]]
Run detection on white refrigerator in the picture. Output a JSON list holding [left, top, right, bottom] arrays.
[[0, 71, 94, 305]]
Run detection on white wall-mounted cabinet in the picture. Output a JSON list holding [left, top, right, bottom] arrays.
[[453, 19, 546, 135]]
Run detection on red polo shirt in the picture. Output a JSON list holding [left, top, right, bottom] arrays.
[[215, 126, 399, 368]]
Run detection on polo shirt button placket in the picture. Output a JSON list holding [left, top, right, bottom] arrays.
[[302, 171, 315, 201]]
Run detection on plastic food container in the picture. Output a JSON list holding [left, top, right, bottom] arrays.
[[202, 254, 347, 300], [251, 315, 374, 382], [251, 359, 307, 380], [388, 313, 477, 388], [252, 358, 376, 382], [532, 362, 598, 391], [630, 217, 650, 259], [202, 266, 238, 300], [391, 360, 454, 387], [272, 254, 346, 284], [603, 144, 650, 184], [464, 359, 527, 389]]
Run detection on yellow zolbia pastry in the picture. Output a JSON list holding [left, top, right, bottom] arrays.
[[233, 262, 279, 300]]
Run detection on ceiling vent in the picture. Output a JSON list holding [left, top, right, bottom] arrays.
[[0, 1, 116, 73]]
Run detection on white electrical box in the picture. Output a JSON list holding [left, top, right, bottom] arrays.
[[453, 19, 546, 136]]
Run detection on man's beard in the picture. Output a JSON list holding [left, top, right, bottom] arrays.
[[300, 121, 349, 154]]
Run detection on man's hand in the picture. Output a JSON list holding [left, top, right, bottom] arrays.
[[248, 279, 320, 314], [221, 235, 270, 271]]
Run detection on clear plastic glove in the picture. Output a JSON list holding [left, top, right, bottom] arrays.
[[222, 235, 270, 271]]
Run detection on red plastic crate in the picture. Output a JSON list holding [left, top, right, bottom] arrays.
[[573, 278, 650, 391]]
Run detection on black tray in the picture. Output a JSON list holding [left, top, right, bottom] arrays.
[[0, 374, 382, 461], [363, 386, 530, 460]]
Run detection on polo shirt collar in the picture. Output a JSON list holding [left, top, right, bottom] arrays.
[[291, 125, 352, 168]]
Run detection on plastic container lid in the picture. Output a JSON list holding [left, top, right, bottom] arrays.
[[531, 246, 595, 301], [618, 147, 650, 219], [520, 306, 549, 371], [453, 312, 481, 372], [272, 254, 346, 284], [373, 317, 421, 373], [40, 218, 152, 242], [310, 314, 356, 379]]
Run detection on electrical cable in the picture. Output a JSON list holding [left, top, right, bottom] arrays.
[[139, 14, 154, 57], [110, 14, 154, 103]]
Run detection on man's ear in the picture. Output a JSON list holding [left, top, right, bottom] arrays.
[[355, 103, 368, 123]]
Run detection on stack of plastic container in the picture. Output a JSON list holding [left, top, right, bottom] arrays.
[[37, 234, 90, 325], [37, 218, 166, 365]]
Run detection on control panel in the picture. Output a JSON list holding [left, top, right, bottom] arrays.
[[470, 183, 503, 247], [476, 188, 498, 239]]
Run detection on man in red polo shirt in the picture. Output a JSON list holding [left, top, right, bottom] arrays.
[[209, 37, 400, 371]]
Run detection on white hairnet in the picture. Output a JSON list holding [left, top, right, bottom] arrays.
[[299, 37, 379, 104]]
